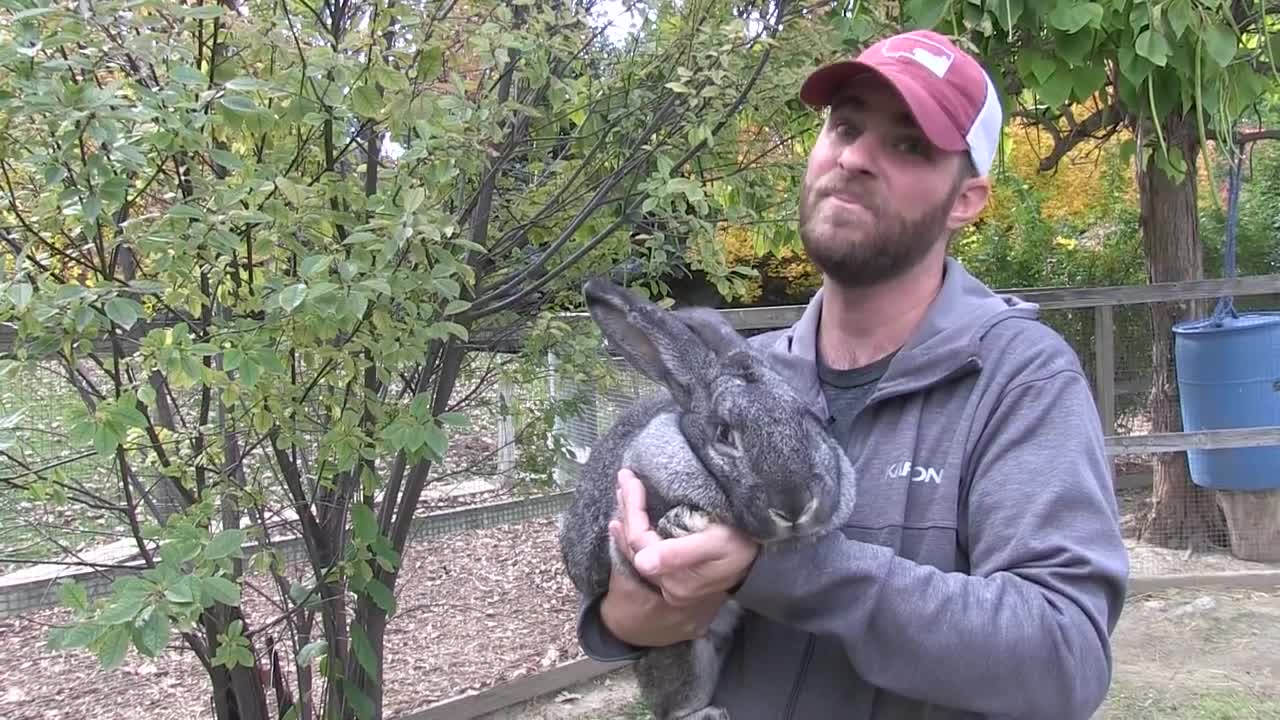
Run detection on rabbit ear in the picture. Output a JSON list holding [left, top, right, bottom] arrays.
[[582, 279, 713, 408], [671, 306, 749, 358]]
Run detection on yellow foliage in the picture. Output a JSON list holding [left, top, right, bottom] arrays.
[[711, 104, 1233, 305], [718, 223, 821, 304], [985, 114, 1138, 225]]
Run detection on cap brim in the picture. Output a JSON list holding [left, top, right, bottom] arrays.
[[799, 61, 969, 153]]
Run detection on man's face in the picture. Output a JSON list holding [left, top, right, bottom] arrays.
[[798, 73, 981, 289]]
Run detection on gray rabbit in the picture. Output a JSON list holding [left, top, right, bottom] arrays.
[[558, 279, 858, 720]]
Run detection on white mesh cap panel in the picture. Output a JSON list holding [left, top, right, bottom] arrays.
[[965, 70, 1003, 176]]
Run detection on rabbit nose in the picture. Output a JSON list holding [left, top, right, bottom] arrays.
[[768, 488, 816, 527]]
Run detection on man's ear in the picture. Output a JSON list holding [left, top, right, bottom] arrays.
[[946, 174, 991, 231]]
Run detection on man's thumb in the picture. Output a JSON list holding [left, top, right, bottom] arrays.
[[634, 546, 661, 576]]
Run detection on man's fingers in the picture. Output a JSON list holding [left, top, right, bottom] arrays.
[[617, 469, 659, 555], [634, 524, 736, 577], [618, 469, 649, 529], [608, 520, 632, 563]]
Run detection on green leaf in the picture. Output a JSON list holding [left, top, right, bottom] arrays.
[[58, 581, 90, 612], [98, 624, 131, 670], [351, 503, 378, 545], [296, 639, 328, 666], [48, 623, 98, 651], [135, 608, 171, 656], [360, 278, 393, 295], [202, 576, 241, 606], [1048, 2, 1102, 33], [1053, 27, 1095, 66], [182, 4, 226, 19], [1135, 28, 1170, 67], [364, 578, 397, 615], [225, 77, 269, 91], [422, 423, 448, 460], [349, 621, 379, 678], [1166, 0, 1195, 39], [301, 255, 331, 276], [351, 83, 383, 119], [1202, 23, 1237, 68], [903, 0, 949, 29], [403, 186, 424, 213], [93, 423, 121, 456], [99, 594, 147, 625], [7, 282, 33, 311], [205, 529, 245, 560], [417, 45, 444, 80], [104, 297, 140, 330], [438, 411, 470, 428], [278, 284, 308, 312], [989, 0, 1023, 31], [220, 95, 258, 113], [167, 204, 205, 220], [1038, 66, 1074, 108], [1118, 45, 1152, 86], [209, 149, 244, 170], [443, 299, 471, 316], [172, 65, 207, 86], [344, 680, 377, 720], [164, 576, 197, 604]]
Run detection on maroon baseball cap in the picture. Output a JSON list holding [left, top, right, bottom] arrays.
[[799, 30, 1003, 175]]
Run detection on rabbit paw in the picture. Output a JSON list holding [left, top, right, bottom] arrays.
[[658, 505, 711, 539]]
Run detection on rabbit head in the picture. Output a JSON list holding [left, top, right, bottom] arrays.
[[582, 279, 856, 544]]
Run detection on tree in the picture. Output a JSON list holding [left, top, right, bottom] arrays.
[[0, 0, 838, 717], [904, 0, 1280, 549]]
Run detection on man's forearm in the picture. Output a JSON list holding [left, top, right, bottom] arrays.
[[733, 531, 1125, 719]]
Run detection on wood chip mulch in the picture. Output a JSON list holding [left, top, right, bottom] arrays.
[[0, 516, 585, 720]]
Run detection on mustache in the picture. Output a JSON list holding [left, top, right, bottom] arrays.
[[809, 178, 879, 211]]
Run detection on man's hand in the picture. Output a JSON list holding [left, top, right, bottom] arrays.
[[597, 468, 760, 646]]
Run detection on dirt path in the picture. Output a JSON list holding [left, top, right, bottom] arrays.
[[1096, 587, 1280, 719], [492, 587, 1280, 720]]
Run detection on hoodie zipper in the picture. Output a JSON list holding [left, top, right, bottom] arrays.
[[783, 634, 816, 719]]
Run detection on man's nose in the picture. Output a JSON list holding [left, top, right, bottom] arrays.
[[837, 133, 877, 177]]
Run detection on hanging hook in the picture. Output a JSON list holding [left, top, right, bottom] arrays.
[[1211, 144, 1243, 327]]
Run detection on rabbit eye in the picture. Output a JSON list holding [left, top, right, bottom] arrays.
[[714, 423, 740, 452]]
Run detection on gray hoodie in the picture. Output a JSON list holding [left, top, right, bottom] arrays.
[[575, 257, 1130, 719]]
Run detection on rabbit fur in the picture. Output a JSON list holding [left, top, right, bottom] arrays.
[[558, 279, 858, 720]]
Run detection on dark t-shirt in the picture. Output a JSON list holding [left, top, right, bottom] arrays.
[[818, 350, 896, 446]]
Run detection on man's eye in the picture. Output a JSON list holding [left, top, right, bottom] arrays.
[[896, 138, 928, 156], [836, 122, 860, 138]]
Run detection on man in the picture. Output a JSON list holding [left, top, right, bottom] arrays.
[[575, 29, 1130, 719]]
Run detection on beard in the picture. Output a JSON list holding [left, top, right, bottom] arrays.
[[798, 173, 960, 289]]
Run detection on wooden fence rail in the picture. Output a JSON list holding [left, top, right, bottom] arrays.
[[549, 273, 1280, 463]]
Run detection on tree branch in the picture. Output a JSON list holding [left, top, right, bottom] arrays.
[[1010, 101, 1125, 172]]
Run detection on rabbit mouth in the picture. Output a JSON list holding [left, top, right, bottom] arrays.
[[756, 497, 827, 542]]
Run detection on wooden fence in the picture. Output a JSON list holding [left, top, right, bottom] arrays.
[[558, 273, 1280, 458]]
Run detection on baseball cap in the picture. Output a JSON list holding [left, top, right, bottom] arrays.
[[799, 30, 1003, 176]]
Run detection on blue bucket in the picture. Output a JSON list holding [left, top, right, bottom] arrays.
[[1172, 311, 1280, 491]]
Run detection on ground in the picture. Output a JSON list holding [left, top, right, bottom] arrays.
[[483, 587, 1280, 720], [1, 507, 1277, 720]]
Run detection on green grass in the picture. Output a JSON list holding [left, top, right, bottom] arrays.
[[593, 700, 650, 720]]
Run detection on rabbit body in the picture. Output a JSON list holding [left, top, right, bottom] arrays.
[[559, 279, 858, 720]]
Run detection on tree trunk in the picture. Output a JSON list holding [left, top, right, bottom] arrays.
[[203, 613, 270, 720], [1134, 117, 1229, 550]]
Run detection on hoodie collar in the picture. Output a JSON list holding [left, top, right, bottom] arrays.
[[769, 257, 1039, 408]]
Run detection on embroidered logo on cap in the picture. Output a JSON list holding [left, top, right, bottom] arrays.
[[881, 35, 955, 79]]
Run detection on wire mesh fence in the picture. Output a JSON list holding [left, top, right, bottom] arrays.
[[543, 289, 1280, 581], [2, 281, 1279, 617]]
